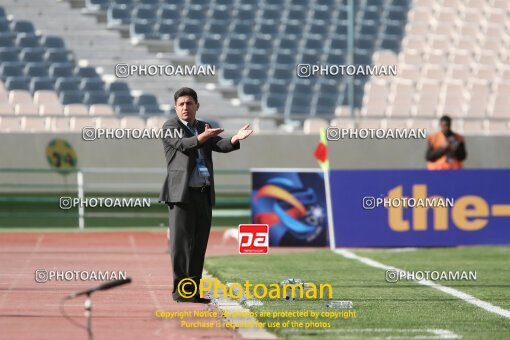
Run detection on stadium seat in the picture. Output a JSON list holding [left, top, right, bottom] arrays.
[[10, 20, 36, 35], [80, 78, 105, 92], [29, 78, 54, 93], [0, 49, 20, 63], [112, 0, 134, 6], [441, 80, 466, 118], [34, 90, 60, 106], [156, 21, 179, 38], [55, 78, 80, 93], [146, 115, 168, 129], [85, 0, 110, 12], [20, 50, 45, 63], [414, 79, 440, 117], [303, 118, 329, 134], [90, 104, 114, 116], [229, 22, 253, 39], [107, 81, 130, 93], [16, 36, 40, 49], [39, 103, 64, 115], [45, 50, 73, 64], [97, 116, 122, 128], [238, 80, 262, 103], [0, 102, 14, 114], [261, 94, 286, 114], [49, 64, 74, 78], [313, 94, 338, 116], [388, 78, 414, 117], [196, 51, 220, 66], [14, 103, 39, 115], [361, 79, 390, 117], [174, 37, 198, 55], [132, 6, 157, 24], [1, 63, 24, 80], [75, 66, 100, 78], [488, 120, 510, 135], [0, 36, 15, 48], [287, 94, 313, 114], [59, 91, 84, 105], [274, 53, 296, 67], [491, 83, 510, 118], [218, 66, 242, 87], [180, 23, 203, 37], [244, 66, 268, 84], [114, 104, 140, 115], [50, 117, 72, 131], [73, 116, 97, 131], [130, 22, 160, 41], [121, 116, 145, 128], [25, 116, 50, 131], [158, 6, 180, 21], [40, 36, 66, 50], [140, 105, 164, 115], [109, 92, 134, 106], [9, 90, 32, 106], [0, 116, 23, 131], [465, 80, 490, 118], [134, 93, 159, 108], [225, 37, 248, 53], [64, 104, 89, 116], [24, 64, 49, 78], [463, 119, 486, 135], [330, 117, 354, 128], [358, 118, 382, 129], [83, 91, 109, 105], [107, 5, 133, 29]]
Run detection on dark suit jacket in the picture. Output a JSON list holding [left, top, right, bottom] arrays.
[[159, 116, 240, 206]]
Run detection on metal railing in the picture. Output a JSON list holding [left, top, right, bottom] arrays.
[[0, 167, 250, 229]]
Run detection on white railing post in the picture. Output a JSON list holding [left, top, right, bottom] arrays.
[[77, 170, 85, 229]]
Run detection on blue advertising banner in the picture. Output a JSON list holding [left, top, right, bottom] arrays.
[[251, 169, 329, 247], [330, 169, 510, 247]]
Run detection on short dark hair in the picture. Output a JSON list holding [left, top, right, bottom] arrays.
[[439, 115, 451, 125], [174, 87, 198, 104]]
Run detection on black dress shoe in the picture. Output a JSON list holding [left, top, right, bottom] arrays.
[[173, 297, 196, 303], [173, 296, 211, 304], [192, 297, 211, 304]]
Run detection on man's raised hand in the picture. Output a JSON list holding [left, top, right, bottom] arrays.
[[198, 123, 224, 144], [231, 124, 253, 144]]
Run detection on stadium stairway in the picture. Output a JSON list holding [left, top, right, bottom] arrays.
[[1, 0, 249, 118]]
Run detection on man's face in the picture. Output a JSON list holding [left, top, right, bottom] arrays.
[[440, 120, 450, 134], [175, 95, 199, 122]]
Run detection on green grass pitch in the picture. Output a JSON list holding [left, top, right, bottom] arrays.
[[205, 246, 510, 339]]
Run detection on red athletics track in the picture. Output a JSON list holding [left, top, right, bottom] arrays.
[[0, 230, 318, 339]]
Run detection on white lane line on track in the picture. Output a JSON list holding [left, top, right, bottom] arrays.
[[334, 249, 510, 319]]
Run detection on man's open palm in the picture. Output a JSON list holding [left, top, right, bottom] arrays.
[[235, 124, 253, 141]]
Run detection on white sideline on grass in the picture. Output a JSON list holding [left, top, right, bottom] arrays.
[[283, 328, 461, 339], [334, 249, 510, 320]]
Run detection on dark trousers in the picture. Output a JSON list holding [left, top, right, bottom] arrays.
[[168, 189, 211, 300]]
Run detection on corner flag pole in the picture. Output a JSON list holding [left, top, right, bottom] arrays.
[[315, 128, 336, 250]]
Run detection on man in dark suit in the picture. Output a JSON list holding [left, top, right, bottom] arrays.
[[159, 87, 252, 303]]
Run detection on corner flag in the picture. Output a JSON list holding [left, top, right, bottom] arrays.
[[314, 128, 329, 170]]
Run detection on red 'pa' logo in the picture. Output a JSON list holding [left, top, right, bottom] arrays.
[[238, 224, 269, 254]]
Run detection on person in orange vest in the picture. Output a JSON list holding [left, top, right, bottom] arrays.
[[426, 115, 467, 170]]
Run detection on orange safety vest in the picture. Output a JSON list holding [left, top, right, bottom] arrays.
[[427, 131, 464, 170]]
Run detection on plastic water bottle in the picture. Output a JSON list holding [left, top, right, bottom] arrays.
[[326, 300, 353, 309]]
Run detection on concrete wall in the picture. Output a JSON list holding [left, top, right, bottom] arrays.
[[1, 133, 509, 193]]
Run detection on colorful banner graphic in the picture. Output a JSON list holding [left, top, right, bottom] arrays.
[[251, 169, 329, 247]]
